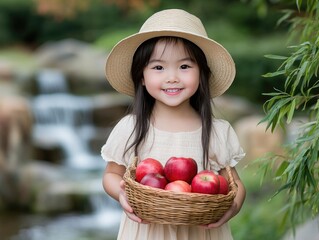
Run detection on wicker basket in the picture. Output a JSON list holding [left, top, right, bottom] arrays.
[[123, 157, 237, 225]]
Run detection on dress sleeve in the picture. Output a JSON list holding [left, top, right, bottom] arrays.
[[209, 119, 246, 171], [100, 115, 135, 167]]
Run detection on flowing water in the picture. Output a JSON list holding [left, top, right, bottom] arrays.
[[32, 69, 103, 170], [5, 69, 122, 240]]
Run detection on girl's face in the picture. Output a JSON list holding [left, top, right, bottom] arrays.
[[142, 39, 200, 108]]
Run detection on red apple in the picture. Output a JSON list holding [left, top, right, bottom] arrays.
[[218, 175, 229, 195], [164, 157, 198, 184], [191, 170, 220, 194], [164, 180, 192, 193], [140, 173, 168, 189], [135, 158, 164, 183]]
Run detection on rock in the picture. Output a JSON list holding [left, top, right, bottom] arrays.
[[214, 95, 259, 123], [33, 178, 97, 213], [0, 96, 33, 170], [34, 39, 109, 93], [17, 161, 63, 209], [233, 115, 285, 163], [0, 95, 33, 210], [283, 215, 319, 240], [0, 60, 14, 79], [19, 161, 105, 213], [91, 92, 131, 128]]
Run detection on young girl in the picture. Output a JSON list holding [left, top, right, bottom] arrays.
[[101, 9, 246, 240]]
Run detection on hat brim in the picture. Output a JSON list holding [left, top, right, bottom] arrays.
[[105, 30, 235, 98]]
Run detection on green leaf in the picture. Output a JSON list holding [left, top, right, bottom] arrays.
[[276, 161, 289, 177], [287, 99, 296, 124], [285, 54, 299, 72], [305, 161, 316, 188], [297, 60, 309, 82], [277, 9, 294, 26], [296, 0, 302, 11], [276, 182, 293, 195], [285, 69, 298, 91], [263, 97, 292, 131], [264, 54, 288, 60], [262, 70, 286, 78]]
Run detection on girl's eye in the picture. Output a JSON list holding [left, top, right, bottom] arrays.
[[152, 65, 163, 70], [181, 64, 191, 69]]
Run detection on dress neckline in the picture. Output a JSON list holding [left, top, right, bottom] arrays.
[[150, 123, 202, 134]]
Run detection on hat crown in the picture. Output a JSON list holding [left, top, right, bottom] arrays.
[[139, 9, 208, 38]]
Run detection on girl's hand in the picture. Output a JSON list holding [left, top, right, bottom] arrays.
[[201, 200, 238, 229], [119, 180, 149, 224]]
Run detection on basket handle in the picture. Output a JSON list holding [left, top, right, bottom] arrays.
[[132, 156, 139, 169], [124, 157, 138, 182], [225, 166, 238, 195]]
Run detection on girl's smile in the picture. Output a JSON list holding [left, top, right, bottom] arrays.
[[162, 88, 183, 95]]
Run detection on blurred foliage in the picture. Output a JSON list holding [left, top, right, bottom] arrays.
[[231, 166, 287, 240], [0, 0, 285, 47], [34, 0, 90, 19], [0, 0, 290, 104], [0, 0, 148, 46], [34, 0, 160, 19]]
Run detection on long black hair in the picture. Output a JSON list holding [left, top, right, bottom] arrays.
[[125, 36, 213, 169]]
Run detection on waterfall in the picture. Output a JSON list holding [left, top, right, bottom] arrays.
[[32, 69, 103, 169], [36, 69, 68, 94]]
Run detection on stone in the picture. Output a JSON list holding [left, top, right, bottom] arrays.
[[283, 216, 319, 240], [214, 95, 259, 123], [233, 115, 285, 163], [35, 39, 108, 87], [19, 161, 104, 213], [0, 96, 33, 170], [0, 60, 14, 79]]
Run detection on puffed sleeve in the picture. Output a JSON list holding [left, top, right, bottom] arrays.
[[208, 119, 245, 172], [100, 115, 135, 167]]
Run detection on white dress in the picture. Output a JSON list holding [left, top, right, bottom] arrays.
[[101, 115, 245, 240]]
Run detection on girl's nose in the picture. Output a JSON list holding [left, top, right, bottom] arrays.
[[166, 71, 179, 83]]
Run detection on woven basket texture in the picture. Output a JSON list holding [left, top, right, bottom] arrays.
[[123, 157, 237, 225]]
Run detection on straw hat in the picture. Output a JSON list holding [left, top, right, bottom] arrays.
[[105, 9, 235, 98]]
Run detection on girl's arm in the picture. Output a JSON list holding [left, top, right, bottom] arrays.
[[102, 162, 125, 201], [102, 161, 144, 223], [204, 167, 246, 228]]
